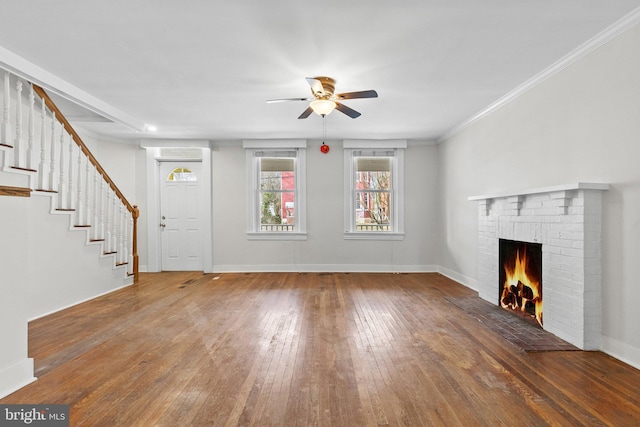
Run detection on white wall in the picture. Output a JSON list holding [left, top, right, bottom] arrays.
[[439, 23, 640, 367], [211, 139, 441, 272]]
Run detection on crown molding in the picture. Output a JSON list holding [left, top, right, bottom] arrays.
[[438, 6, 640, 144]]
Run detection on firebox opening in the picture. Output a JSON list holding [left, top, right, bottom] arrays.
[[499, 239, 543, 328]]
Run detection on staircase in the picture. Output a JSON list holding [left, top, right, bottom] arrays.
[[0, 69, 139, 283]]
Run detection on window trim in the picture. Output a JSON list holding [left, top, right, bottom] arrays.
[[343, 140, 406, 240], [243, 140, 307, 241]]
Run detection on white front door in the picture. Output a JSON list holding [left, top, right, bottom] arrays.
[[160, 162, 203, 271]]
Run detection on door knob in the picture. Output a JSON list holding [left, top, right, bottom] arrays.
[[160, 223, 166, 228]]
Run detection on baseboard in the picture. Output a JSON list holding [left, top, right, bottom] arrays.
[[0, 358, 36, 399], [601, 336, 640, 371], [211, 264, 440, 273], [437, 266, 478, 291]]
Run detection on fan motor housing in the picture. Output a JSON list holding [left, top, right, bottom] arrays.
[[312, 76, 336, 98]]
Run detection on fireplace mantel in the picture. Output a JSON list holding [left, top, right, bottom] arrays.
[[470, 182, 608, 350], [468, 182, 609, 201]]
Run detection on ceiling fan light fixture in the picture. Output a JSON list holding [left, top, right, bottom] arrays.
[[310, 99, 336, 116]]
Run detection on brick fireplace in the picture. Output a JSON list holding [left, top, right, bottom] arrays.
[[469, 183, 608, 350]]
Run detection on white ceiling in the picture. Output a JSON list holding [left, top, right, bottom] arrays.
[[1, 0, 639, 142]]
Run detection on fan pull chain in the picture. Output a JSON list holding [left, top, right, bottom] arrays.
[[320, 115, 330, 153], [323, 115, 326, 144]]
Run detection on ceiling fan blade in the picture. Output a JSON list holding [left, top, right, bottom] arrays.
[[298, 107, 313, 119], [305, 77, 325, 97], [336, 90, 378, 100], [266, 97, 311, 103], [335, 102, 361, 119]]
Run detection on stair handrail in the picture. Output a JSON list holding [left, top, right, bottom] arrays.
[[32, 84, 139, 283]]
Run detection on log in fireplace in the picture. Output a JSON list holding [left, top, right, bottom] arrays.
[[499, 239, 543, 327]]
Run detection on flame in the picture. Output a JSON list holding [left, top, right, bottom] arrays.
[[501, 248, 543, 327]]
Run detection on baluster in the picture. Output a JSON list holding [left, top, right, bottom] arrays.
[[84, 156, 91, 226], [37, 97, 47, 190], [27, 84, 35, 170], [1, 71, 10, 146], [111, 191, 119, 254], [118, 204, 125, 264], [57, 130, 66, 209], [124, 213, 131, 269], [104, 187, 112, 252], [49, 118, 57, 192], [76, 147, 84, 224], [67, 134, 74, 210], [92, 167, 100, 240], [97, 175, 105, 241], [13, 80, 23, 167]]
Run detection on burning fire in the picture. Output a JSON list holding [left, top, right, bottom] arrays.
[[501, 248, 543, 327]]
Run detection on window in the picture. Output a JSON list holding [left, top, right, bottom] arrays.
[[166, 167, 197, 182], [244, 140, 307, 240], [344, 140, 406, 240]]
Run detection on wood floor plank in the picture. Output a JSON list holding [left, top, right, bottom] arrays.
[[2, 272, 640, 426]]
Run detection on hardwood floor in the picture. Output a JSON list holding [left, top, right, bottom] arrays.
[[2, 272, 640, 426]]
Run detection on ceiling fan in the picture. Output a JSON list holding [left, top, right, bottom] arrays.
[[267, 76, 378, 119]]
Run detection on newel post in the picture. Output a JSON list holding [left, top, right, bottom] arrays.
[[132, 205, 140, 283]]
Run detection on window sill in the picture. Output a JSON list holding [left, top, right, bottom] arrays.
[[247, 232, 308, 241], [343, 232, 405, 241]]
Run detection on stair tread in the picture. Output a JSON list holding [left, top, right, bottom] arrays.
[[0, 185, 31, 197], [10, 166, 38, 173]]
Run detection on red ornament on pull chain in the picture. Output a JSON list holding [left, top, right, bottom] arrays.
[[320, 115, 330, 153]]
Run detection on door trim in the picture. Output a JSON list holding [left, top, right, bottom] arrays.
[[143, 144, 212, 273]]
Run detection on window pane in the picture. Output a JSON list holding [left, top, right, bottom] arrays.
[[260, 191, 295, 231], [260, 171, 283, 191], [356, 170, 391, 191], [355, 191, 391, 231], [260, 158, 295, 192], [167, 167, 197, 182]]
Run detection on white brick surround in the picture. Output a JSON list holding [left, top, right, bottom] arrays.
[[469, 183, 609, 350]]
